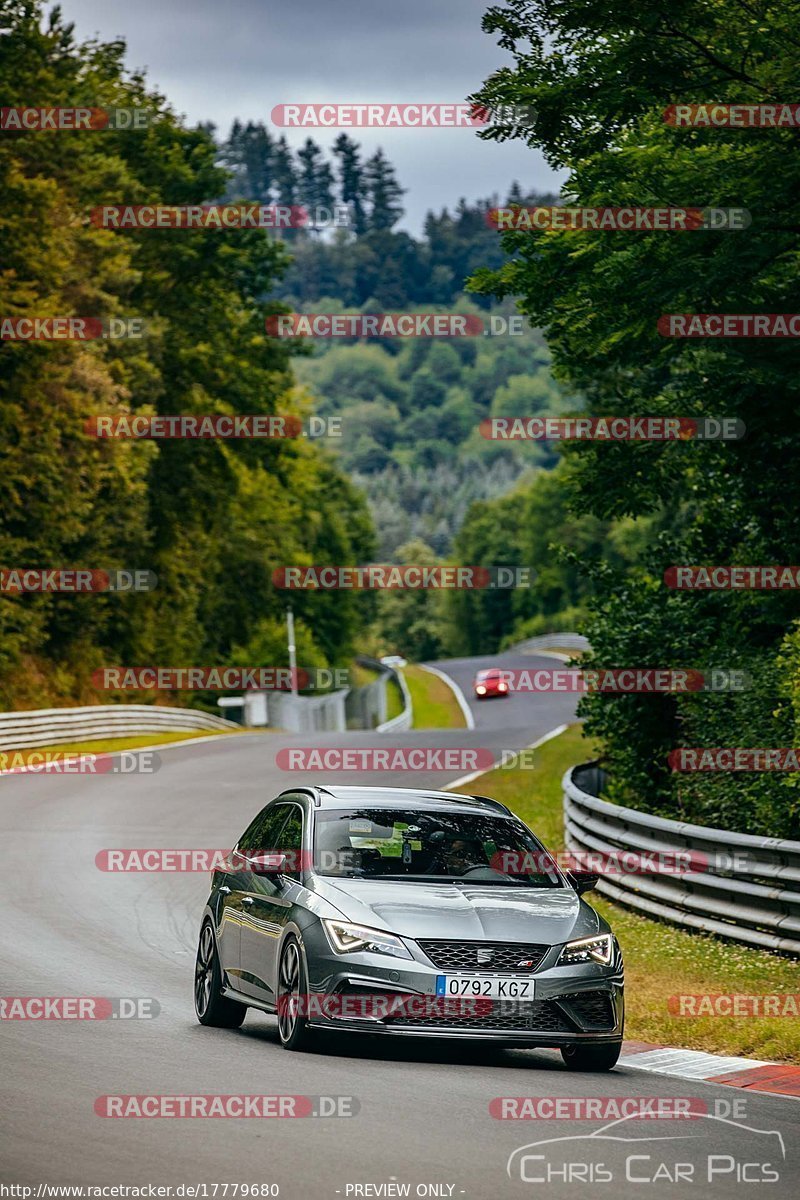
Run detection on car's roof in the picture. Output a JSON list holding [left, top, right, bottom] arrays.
[[286, 784, 511, 816], [476, 668, 501, 677]]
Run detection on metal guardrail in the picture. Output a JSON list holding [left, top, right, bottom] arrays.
[[513, 632, 591, 653], [563, 762, 800, 956], [377, 667, 413, 733], [0, 704, 239, 752], [356, 656, 412, 733], [265, 689, 349, 734]]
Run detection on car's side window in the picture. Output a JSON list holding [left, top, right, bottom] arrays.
[[238, 805, 291, 856], [274, 805, 304, 879]]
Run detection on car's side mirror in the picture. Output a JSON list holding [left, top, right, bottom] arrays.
[[248, 852, 288, 878], [567, 869, 600, 895]]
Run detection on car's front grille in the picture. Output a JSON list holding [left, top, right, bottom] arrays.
[[390, 1000, 571, 1033], [417, 940, 549, 973]]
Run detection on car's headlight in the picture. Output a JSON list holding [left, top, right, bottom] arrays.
[[557, 933, 614, 966], [322, 919, 413, 960], [476, 685, 486, 694]]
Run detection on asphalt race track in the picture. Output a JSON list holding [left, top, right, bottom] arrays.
[[1, 653, 798, 1198]]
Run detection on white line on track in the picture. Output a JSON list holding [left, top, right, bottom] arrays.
[[444, 722, 569, 790], [418, 662, 475, 730]]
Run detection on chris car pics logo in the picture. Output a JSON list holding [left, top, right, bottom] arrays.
[[506, 1113, 785, 1185]]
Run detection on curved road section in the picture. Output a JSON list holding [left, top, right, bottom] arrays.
[[0, 655, 797, 1198]]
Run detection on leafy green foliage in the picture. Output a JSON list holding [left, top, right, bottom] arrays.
[[466, 0, 800, 835], [0, 0, 373, 709]]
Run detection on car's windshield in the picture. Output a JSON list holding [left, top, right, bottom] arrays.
[[313, 807, 562, 886]]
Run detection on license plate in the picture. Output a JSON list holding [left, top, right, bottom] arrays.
[[436, 975, 535, 999]]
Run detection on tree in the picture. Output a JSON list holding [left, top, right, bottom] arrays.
[[332, 133, 367, 234], [297, 137, 334, 226], [0, 0, 375, 709], [272, 135, 298, 207], [372, 539, 449, 660], [364, 148, 404, 231], [468, 0, 800, 835]]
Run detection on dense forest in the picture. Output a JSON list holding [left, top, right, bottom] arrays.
[[0, 1, 375, 709], [461, 0, 800, 837], [3, 0, 800, 840], [213, 121, 567, 555], [0, 0, 568, 711]]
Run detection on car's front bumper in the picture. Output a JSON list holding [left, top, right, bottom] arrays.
[[299, 927, 624, 1045]]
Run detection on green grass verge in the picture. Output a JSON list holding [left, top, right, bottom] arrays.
[[453, 724, 800, 1062], [349, 662, 380, 690], [404, 664, 466, 729], [385, 675, 405, 722], [539, 647, 586, 660]]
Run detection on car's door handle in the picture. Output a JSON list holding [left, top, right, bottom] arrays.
[[242, 896, 254, 906], [218, 886, 231, 895]]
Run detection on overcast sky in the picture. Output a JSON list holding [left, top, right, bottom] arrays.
[[54, 0, 561, 232]]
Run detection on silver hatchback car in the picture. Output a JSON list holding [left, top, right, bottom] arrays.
[[195, 785, 624, 1070]]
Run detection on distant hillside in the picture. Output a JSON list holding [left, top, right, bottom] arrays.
[[212, 123, 573, 553]]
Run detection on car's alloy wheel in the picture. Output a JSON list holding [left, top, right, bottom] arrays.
[[277, 937, 313, 1050], [560, 1041, 621, 1072], [194, 921, 247, 1028]]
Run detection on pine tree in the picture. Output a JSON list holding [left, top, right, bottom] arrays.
[[219, 119, 247, 196], [364, 148, 405, 231], [315, 159, 336, 218], [241, 121, 274, 201], [272, 135, 298, 206], [332, 133, 366, 234], [297, 138, 335, 227]]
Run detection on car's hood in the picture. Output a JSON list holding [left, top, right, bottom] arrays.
[[311, 877, 595, 945]]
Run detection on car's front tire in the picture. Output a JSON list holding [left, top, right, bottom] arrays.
[[560, 1041, 621, 1072], [277, 936, 314, 1051], [194, 920, 247, 1028]]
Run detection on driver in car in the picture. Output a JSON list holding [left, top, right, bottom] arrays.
[[442, 837, 487, 875]]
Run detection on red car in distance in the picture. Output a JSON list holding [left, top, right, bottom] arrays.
[[473, 668, 510, 699]]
